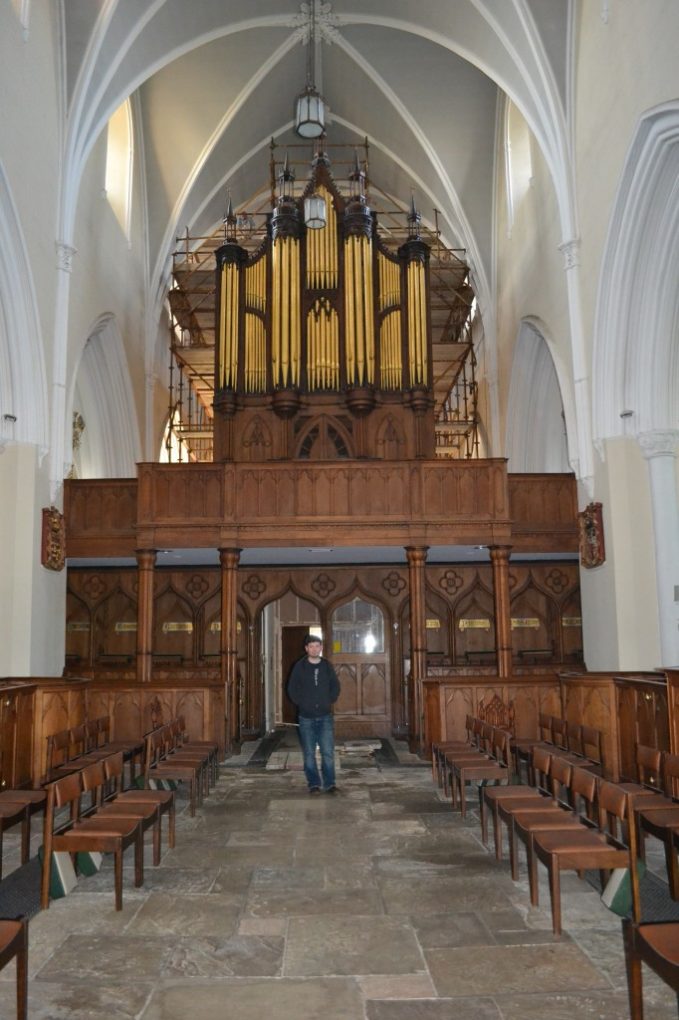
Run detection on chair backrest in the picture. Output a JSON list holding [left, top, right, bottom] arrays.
[[85, 718, 101, 751], [538, 713, 553, 742], [491, 728, 510, 767], [551, 716, 568, 750], [68, 724, 87, 758], [49, 771, 83, 823], [662, 752, 679, 800], [569, 765, 598, 822], [80, 760, 106, 811], [567, 722, 585, 757], [102, 751, 125, 795], [479, 721, 494, 750], [581, 725, 603, 765], [532, 746, 553, 792], [98, 716, 112, 743], [549, 756, 574, 807], [478, 694, 514, 732], [597, 779, 628, 843], [636, 744, 662, 789], [46, 729, 71, 772]]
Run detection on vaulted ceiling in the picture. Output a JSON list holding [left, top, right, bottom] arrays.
[[61, 0, 571, 325]]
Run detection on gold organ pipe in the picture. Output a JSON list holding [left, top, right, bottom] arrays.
[[364, 238, 375, 384], [418, 262, 427, 384], [291, 239, 300, 386], [272, 241, 281, 386], [354, 238, 365, 384], [219, 266, 227, 388], [345, 238, 356, 383], [281, 239, 290, 386], [331, 307, 339, 387], [407, 262, 416, 386]]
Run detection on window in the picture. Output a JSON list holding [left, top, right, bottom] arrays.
[[331, 598, 384, 654], [105, 99, 133, 237], [505, 100, 533, 233]]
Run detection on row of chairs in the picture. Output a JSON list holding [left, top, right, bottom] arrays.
[[45, 716, 145, 784], [41, 717, 220, 912], [436, 736, 679, 1019]]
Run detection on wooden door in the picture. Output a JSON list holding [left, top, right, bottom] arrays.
[[281, 627, 308, 723]]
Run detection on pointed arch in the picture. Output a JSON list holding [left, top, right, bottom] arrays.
[[505, 319, 570, 472], [0, 161, 48, 449], [70, 314, 141, 477], [593, 101, 679, 439]]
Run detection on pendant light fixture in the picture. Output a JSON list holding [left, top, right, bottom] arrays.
[[294, 1, 326, 139]]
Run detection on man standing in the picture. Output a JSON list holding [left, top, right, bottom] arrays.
[[287, 634, 341, 794]]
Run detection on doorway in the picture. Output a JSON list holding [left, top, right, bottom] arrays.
[[281, 626, 308, 723]]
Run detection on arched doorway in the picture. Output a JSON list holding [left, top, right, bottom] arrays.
[[330, 596, 390, 738]]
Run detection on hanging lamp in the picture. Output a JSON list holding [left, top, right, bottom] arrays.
[[294, 0, 326, 139]]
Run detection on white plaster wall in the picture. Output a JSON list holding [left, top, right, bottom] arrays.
[[581, 440, 661, 670], [0, 444, 65, 676], [0, 3, 61, 386]]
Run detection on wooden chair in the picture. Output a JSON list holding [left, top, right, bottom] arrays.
[[432, 715, 476, 787], [96, 717, 145, 785], [632, 754, 679, 898], [44, 728, 78, 782], [531, 778, 630, 936], [0, 802, 30, 881], [41, 770, 144, 911], [507, 761, 598, 886], [623, 788, 679, 1020], [443, 721, 494, 805], [102, 751, 175, 858], [175, 715, 219, 785], [0, 917, 28, 1020], [581, 725, 604, 772], [0, 789, 46, 876], [80, 757, 162, 866], [142, 728, 202, 817], [161, 724, 211, 796], [452, 727, 512, 819], [512, 712, 554, 783], [481, 744, 553, 859]]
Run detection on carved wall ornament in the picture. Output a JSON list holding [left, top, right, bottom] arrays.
[[41, 506, 66, 571], [311, 572, 336, 598], [55, 241, 77, 273], [438, 569, 463, 595], [578, 501, 605, 568], [508, 572, 518, 589], [243, 415, 272, 450], [82, 574, 108, 600], [545, 568, 569, 594], [558, 238, 581, 270], [382, 570, 406, 597], [186, 574, 210, 599], [242, 574, 266, 600]]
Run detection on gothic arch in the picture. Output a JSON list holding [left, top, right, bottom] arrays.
[[70, 314, 141, 477], [594, 102, 679, 440], [505, 319, 571, 472], [0, 160, 47, 449]]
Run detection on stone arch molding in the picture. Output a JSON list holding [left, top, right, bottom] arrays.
[[69, 314, 141, 477], [0, 160, 48, 450], [593, 101, 679, 442], [505, 319, 571, 473]]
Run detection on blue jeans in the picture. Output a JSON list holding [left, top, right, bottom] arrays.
[[297, 714, 336, 790]]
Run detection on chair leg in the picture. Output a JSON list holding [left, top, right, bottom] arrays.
[[662, 834, 679, 899], [17, 921, 28, 1020], [114, 849, 123, 911], [622, 920, 645, 1020], [168, 801, 176, 848], [548, 858, 562, 936], [509, 821, 521, 882], [479, 791, 488, 846], [134, 832, 144, 888], [492, 803, 503, 860], [152, 820, 161, 866], [528, 843, 540, 906], [20, 811, 30, 865], [458, 772, 467, 819]]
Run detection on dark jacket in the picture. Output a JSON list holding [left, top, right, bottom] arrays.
[[287, 656, 340, 719]]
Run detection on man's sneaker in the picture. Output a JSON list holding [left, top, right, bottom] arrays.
[[309, 786, 321, 795], [325, 785, 338, 794]]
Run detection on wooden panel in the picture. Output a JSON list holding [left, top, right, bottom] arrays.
[[0, 683, 36, 789], [361, 662, 387, 715], [508, 473, 578, 552]]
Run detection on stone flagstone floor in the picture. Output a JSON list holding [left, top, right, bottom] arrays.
[[1, 744, 678, 1019]]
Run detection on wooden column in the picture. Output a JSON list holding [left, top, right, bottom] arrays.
[[220, 548, 241, 749], [136, 549, 156, 684], [406, 545, 428, 753], [490, 545, 513, 678]]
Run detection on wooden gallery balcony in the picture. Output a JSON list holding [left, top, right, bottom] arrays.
[[64, 461, 578, 557]]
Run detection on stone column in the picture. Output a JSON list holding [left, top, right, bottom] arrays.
[[406, 545, 428, 753], [136, 549, 156, 683], [490, 545, 513, 677], [220, 548, 241, 748], [638, 430, 679, 667]]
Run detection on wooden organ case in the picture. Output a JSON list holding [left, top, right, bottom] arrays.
[[212, 153, 435, 463]]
